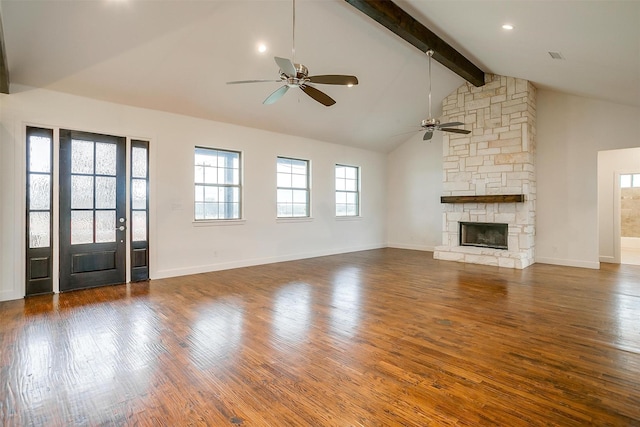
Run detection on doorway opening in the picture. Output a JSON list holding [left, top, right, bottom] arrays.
[[620, 173, 640, 265]]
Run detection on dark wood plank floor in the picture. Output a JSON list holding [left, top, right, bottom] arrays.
[[1, 248, 640, 426]]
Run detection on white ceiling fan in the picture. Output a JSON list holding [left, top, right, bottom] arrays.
[[420, 49, 471, 141], [227, 0, 358, 107]]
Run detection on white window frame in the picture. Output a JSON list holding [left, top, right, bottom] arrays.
[[335, 164, 360, 217], [194, 147, 242, 221], [620, 173, 640, 188], [276, 156, 311, 218]]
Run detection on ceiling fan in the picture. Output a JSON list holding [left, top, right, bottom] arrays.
[[226, 0, 358, 107], [421, 49, 471, 140]]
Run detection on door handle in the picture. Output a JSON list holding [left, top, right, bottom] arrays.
[[117, 225, 126, 231]]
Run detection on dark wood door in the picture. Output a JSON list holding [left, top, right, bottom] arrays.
[[59, 130, 126, 291]]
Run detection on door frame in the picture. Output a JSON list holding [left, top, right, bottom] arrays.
[[613, 171, 622, 264], [24, 125, 151, 295]]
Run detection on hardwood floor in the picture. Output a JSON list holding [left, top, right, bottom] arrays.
[[1, 248, 639, 426]]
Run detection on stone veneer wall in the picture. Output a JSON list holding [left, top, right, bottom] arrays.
[[621, 188, 640, 237], [433, 74, 537, 269]]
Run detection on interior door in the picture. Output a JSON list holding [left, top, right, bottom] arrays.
[[59, 130, 126, 291]]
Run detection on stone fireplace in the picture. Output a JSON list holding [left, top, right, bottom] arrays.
[[433, 74, 536, 269]]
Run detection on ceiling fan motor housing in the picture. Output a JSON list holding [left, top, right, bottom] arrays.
[[280, 63, 311, 87], [421, 118, 439, 127]]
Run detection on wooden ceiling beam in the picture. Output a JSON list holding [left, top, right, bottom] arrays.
[[0, 9, 9, 94], [345, 0, 485, 87]]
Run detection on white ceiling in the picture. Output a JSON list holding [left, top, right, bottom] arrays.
[[2, 0, 639, 152]]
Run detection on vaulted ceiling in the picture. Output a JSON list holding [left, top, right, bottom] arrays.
[[2, 0, 639, 152]]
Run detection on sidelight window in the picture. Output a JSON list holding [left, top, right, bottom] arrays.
[[25, 127, 54, 295]]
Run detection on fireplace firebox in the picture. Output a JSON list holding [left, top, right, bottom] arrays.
[[460, 222, 508, 250]]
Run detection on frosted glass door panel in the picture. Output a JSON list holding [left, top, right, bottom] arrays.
[[96, 176, 116, 209], [132, 211, 147, 242], [131, 147, 147, 178], [96, 211, 116, 243], [131, 179, 146, 209], [29, 174, 51, 210], [29, 136, 52, 173], [71, 176, 94, 209], [71, 211, 94, 244], [29, 212, 50, 248], [71, 140, 94, 174], [95, 142, 117, 175]]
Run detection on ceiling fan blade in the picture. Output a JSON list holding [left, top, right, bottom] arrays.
[[227, 79, 281, 85], [263, 85, 290, 105], [423, 131, 434, 141], [274, 57, 297, 77], [438, 122, 464, 128], [308, 75, 359, 86], [300, 85, 336, 106], [441, 128, 471, 134]]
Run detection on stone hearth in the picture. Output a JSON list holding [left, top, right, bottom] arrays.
[[434, 74, 536, 269]]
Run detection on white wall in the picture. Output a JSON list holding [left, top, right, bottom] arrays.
[[0, 86, 387, 301], [536, 90, 640, 268], [598, 147, 640, 262], [386, 131, 443, 251]]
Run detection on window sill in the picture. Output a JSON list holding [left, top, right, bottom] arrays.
[[335, 216, 362, 221], [193, 219, 246, 227], [276, 217, 314, 223]]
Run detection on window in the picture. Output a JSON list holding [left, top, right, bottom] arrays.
[[277, 157, 310, 218], [27, 129, 53, 249], [621, 174, 640, 188], [335, 164, 360, 217], [131, 140, 149, 282], [194, 147, 241, 220], [25, 127, 54, 296]]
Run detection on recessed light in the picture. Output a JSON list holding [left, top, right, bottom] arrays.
[[257, 43, 267, 53], [502, 24, 514, 30]]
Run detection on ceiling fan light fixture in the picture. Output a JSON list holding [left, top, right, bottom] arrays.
[[419, 49, 471, 141], [227, 0, 358, 107]]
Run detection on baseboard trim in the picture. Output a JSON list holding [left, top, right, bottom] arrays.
[[152, 244, 386, 280], [386, 242, 436, 252], [0, 290, 22, 302], [621, 236, 640, 250], [535, 257, 600, 269]]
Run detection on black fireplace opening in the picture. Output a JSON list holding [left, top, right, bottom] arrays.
[[460, 222, 508, 250]]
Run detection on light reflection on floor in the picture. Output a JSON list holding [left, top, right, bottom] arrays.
[[330, 267, 362, 338], [189, 300, 244, 369], [271, 283, 312, 347]]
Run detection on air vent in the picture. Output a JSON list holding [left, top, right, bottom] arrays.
[[548, 51, 565, 60]]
